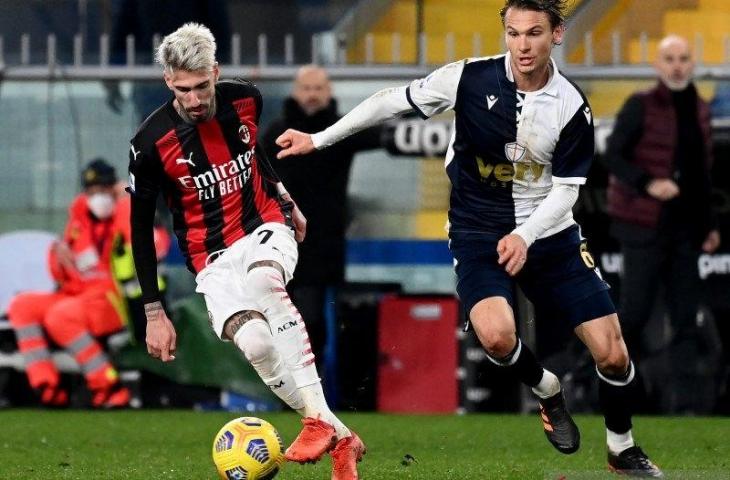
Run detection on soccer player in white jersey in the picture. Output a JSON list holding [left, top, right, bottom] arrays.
[[275, 0, 662, 476]]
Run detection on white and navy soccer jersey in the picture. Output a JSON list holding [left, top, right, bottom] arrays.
[[405, 52, 594, 238]]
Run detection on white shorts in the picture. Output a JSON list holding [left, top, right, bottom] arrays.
[[194, 222, 298, 340]]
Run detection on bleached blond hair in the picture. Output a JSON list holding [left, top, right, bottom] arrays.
[[156, 23, 217, 73]]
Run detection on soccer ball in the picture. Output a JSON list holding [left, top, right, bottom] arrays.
[[212, 417, 285, 480]]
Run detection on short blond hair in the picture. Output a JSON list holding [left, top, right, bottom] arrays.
[[156, 23, 217, 74]]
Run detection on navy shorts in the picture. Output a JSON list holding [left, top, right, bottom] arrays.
[[449, 225, 616, 328]]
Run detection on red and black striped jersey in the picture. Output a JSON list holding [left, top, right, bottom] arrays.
[[128, 78, 293, 273]]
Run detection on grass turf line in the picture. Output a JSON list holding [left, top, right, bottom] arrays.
[[0, 410, 728, 479]]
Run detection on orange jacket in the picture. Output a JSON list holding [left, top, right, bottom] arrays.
[[48, 194, 117, 294], [47, 194, 170, 295]]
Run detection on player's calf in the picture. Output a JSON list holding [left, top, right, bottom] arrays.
[[226, 311, 305, 412]]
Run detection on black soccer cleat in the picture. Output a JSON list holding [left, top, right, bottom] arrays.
[[608, 445, 663, 477], [537, 390, 580, 454]]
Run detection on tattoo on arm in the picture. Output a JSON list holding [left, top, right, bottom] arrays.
[[144, 301, 163, 321], [223, 310, 264, 340]]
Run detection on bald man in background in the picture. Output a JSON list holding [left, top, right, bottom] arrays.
[[601, 35, 720, 413], [262, 66, 383, 383]]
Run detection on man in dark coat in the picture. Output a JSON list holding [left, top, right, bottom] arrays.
[[262, 65, 382, 373]]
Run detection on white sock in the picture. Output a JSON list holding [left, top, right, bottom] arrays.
[[247, 266, 319, 387], [531, 369, 561, 399], [607, 429, 635, 455], [246, 266, 348, 437], [300, 382, 351, 439], [233, 318, 304, 414]]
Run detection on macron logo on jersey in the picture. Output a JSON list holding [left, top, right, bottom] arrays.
[[583, 106, 592, 124], [486, 94, 498, 110]]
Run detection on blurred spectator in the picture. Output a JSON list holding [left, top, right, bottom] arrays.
[[104, 0, 231, 121], [602, 35, 721, 411], [261, 65, 383, 372], [6, 159, 169, 407]]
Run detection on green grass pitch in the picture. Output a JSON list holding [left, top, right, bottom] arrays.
[[0, 410, 728, 479]]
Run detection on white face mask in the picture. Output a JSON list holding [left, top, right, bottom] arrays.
[[87, 193, 115, 219]]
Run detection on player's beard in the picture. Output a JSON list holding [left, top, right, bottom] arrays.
[[178, 97, 217, 124]]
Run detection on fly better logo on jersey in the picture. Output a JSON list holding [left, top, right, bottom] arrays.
[[177, 145, 256, 201]]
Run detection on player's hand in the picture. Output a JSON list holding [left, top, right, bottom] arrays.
[[291, 202, 307, 242], [275, 129, 315, 159], [702, 229, 721, 253], [646, 178, 679, 201], [144, 301, 177, 362], [497, 233, 528, 277]]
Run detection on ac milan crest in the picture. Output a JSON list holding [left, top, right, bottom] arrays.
[[238, 124, 251, 144]]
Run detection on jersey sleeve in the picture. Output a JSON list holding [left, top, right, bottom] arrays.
[[220, 77, 263, 121], [127, 140, 161, 200], [406, 60, 465, 119], [551, 101, 595, 185]]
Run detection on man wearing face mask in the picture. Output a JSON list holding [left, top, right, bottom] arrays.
[[7, 159, 133, 407], [602, 35, 720, 411]]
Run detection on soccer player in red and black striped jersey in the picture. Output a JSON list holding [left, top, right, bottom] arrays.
[[128, 23, 364, 479]]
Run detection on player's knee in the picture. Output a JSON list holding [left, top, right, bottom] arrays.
[[235, 319, 276, 367], [245, 264, 285, 298], [481, 331, 517, 359], [243, 334, 277, 367], [594, 344, 630, 376]]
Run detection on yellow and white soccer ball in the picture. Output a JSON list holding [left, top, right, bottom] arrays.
[[212, 417, 285, 480]]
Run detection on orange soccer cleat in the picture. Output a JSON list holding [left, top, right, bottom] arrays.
[[331, 432, 366, 480], [285, 417, 337, 463]]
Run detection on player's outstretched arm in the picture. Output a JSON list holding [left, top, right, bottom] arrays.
[[277, 86, 414, 160]]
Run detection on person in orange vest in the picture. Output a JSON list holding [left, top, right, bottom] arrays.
[[7, 159, 167, 407]]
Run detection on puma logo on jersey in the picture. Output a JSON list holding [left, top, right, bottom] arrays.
[[130, 145, 141, 161], [583, 106, 592, 124], [176, 152, 196, 167], [486, 94, 498, 110]]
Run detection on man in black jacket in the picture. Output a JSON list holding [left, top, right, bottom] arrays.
[[262, 65, 382, 375]]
